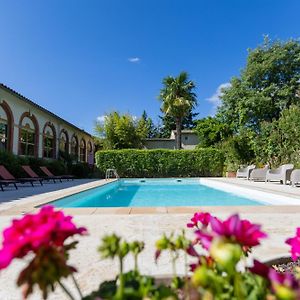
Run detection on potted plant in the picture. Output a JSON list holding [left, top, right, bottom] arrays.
[[225, 161, 239, 177]]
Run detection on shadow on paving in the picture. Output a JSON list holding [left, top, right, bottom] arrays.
[[0, 179, 98, 204]]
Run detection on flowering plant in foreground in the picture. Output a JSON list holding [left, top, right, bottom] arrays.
[[1, 208, 300, 299], [0, 206, 87, 299]]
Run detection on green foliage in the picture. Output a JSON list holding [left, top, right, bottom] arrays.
[[221, 130, 256, 171], [158, 110, 198, 138], [158, 71, 197, 149], [95, 234, 176, 300], [0, 150, 28, 177], [196, 38, 300, 169], [17, 245, 76, 299], [0, 150, 93, 178], [70, 162, 92, 178], [218, 38, 300, 132], [95, 149, 224, 178], [195, 116, 232, 147], [95, 112, 144, 149], [137, 110, 159, 138], [253, 105, 300, 167], [86, 225, 270, 300]]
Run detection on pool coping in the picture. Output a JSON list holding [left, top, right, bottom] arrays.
[[2, 177, 300, 216]]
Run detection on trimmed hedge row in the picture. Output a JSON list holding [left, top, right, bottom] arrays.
[[95, 149, 224, 178]]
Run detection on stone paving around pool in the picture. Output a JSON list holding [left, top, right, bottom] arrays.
[[0, 212, 299, 300]]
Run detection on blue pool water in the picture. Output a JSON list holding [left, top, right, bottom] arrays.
[[50, 178, 264, 207]]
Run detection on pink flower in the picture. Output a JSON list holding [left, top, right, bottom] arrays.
[[195, 230, 214, 250], [0, 206, 87, 270], [269, 269, 297, 287], [269, 269, 300, 298], [210, 214, 267, 248], [187, 212, 211, 229], [286, 228, 300, 261]]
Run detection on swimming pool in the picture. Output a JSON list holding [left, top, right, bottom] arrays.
[[50, 178, 264, 207]]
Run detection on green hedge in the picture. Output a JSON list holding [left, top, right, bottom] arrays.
[[0, 150, 67, 178], [95, 149, 224, 178], [0, 150, 94, 179]]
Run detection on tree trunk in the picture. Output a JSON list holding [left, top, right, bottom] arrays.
[[175, 118, 182, 150]]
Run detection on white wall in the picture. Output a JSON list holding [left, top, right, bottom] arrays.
[[0, 87, 94, 162]]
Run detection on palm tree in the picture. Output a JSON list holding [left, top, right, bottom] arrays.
[[158, 72, 197, 149]]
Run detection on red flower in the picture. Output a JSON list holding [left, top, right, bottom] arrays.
[[0, 206, 87, 270], [186, 244, 199, 257], [187, 212, 211, 229], [210, 214, 267, 248], [286, 228, 300, 261], [249, 259, 270, 278]]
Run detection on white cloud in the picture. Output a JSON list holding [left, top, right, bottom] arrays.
[[97, 114, 138, 123], [206, 82, 231, 114], [128, 57, 140, 63], [97, 115, 106, 123]]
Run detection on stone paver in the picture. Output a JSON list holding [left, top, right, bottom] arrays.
[[1, 178, 300, 299], [0, 212, 298, 300]]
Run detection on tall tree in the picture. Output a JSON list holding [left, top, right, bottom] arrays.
[[94, 112, 143, 149], [158, 72, 197, 149], [158, 109, 198, 138], [195, 116, 232, 147], [137, 110, 159, 138], [217, 38, 300, 132]]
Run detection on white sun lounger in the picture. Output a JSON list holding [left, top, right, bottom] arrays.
[[265, 164, 294, 185], [236, 164, 256, 180], [249, 165, 269, 181], [290, 169, 300, 187]]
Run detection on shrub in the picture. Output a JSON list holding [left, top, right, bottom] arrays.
[[95, 149, 224, 178], [70, 162, 93, 178], [0, 150, 93, 178], [0, 150, 28, 178]]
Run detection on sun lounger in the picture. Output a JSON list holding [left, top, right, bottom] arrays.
[[290, 169, 300, 187], [39, 166, 74, 181], [236, 164, 256, 180], [249, 165, 269, 181], [0, 180, 18, 191], [20, 166, 44, 185], [265, 164, 294, 185], [0, 165, 43, 188]]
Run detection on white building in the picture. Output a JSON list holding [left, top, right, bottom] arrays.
[[144, 130, 199, 150], [0, 84, 94, 163]]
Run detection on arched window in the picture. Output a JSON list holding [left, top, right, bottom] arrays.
[[87, 141, 93, 155], [70, 135, 78, 159], [59, 129, 69, 153], [87, 141, 94, 165], [19, 113, 39, 157], [0, 101, 14, 152], [43, 123, 56, 159], [0, 106, 8, 151], [79, 139, 86, 162]]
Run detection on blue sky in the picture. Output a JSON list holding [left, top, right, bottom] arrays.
[[0, 0, 299, 134]]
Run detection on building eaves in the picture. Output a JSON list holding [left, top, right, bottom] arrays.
[[0, 83, 92, 137]]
